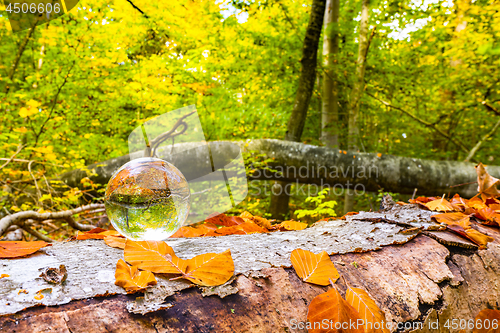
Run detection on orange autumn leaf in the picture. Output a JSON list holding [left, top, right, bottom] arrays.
[[431, 212, 471, 229], [0, 274, 9, 278], [467, 196, 488, 210], [489, 203, 500, 212], [450, 194, 468, 211], [115, 259, 156, 293], [76, 228, 122, 240], [424, 198, 457, 212], [104, 235, 126, 249], [183, 249, 234, 286], [464, 229, 494, 250], [475, 207, 500, 226], [341, 212, 359, 220], [0, 241, 49, 259], [124, 240, 186, 274], [307, 287, 364, 333], [409, 196, 436, 204], [170, 226, 208, 238], [205, 212, 244, 227], [204, 222, 268, 237], [280, 220, 308, 231], [473, 309, 500, 333], [345, 283, 390, 333], [476, 163, 500, 200], [290, 249, 339, 286]]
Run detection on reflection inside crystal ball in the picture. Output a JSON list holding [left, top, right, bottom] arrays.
[[104, 157, 190, 241]]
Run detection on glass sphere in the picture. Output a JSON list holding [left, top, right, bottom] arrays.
[[104, 157, 190, 241]]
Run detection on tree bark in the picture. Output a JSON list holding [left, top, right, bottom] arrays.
[[321, 0, 340, 149], [270, 0, 327, 220], [58, 140, 499, 200], [344, 0, 371, 213], [1, 204, 500, 332]]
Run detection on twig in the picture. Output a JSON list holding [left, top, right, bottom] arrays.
[[0, 203, 103, 237], [3, 19, 39, 94], [16, 220, 54, 242], [367, 92, 471, 156], [28, 160, 42, 201], [464, 113, 500, 162], [450, 181, 477, 188], [482, 101, 500, 116], [126, 0, 149, 18], [0, 144, 25, 170]]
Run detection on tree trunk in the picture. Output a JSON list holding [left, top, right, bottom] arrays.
[[58, 139, 499, 199], [2, 204, 500, 332], [269, 0, 327, 219], [345, 0, 371, 213], [321, 0, 340, 149]]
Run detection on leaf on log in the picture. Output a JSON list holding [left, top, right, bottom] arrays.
[[204, 222, 268, 237], [124, 240, 186, 274], [345, 283, 390, 333], [476, 163, 500, 200], [464, 229, 494, 250], [39, 265, 67, 284], [0, 241, 49, 259], [290, 249, 339, 286], [307, 287, 364, 333], [425, 198, 457, 212], [76, 228, 122, 240], [206, 213, 244, 227], [475, 207, 500, 226], [183, 249, 234, 287], [104, 235, 126, 249], [431, 212, 471, 228], [473, 309, 500, 333], [280, 221, 308, 231], [115, 259, 157, 293]]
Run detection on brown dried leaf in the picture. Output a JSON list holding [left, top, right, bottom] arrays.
[[124, 240, 187, 274], [307, 287, 364, 333], [474, 207, 500, 226], [39, 265, 67, 284], [183, 249, 234, 287], [115, 259, 157, 293], [76, 228, 122, 240], [0, 241, 49, 259], [476, 163, 500, 200], [205, 212, 244, 227], [290, 249, 339, 286]]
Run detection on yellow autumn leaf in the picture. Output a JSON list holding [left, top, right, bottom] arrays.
[[19, 107, 38, 118]]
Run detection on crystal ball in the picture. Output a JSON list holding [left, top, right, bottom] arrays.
[[104, 157, 190, 241]]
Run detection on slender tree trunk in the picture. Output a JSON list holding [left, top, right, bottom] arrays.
[[344, 0, 370, 213], [321, 0, 340, 149], [269, 0, 327, 219]]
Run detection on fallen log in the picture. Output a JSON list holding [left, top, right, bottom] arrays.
[[59, 139, 500, 198], [1, 204, 500, 332]]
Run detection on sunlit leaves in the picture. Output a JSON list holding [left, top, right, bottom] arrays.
[[291, 249, 339, 286]]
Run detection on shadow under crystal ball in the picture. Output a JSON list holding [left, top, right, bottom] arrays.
[[104, 157, 190, 241]]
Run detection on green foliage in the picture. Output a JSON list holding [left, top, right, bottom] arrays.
[[294, 188, 337, 220], [0, 0, 498, 219]]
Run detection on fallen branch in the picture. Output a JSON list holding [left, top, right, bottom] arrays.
[[16, 220, 54, 243], [0, 204, 103, 237]]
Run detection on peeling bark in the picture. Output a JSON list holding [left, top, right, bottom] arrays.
[[1, 205, 500, 332]]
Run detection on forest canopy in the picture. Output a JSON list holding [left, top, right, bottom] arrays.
[[0, 0, 499, 225]]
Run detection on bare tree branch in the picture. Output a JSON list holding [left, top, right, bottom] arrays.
[[126, 0, 149, 18], [482, 101, 500, 116], [0, 144, 25, 171], [0, 204, 103, 237], [464, 116, 500, 162], [16, 220, 54, 242], [367, 92, 471, 157]]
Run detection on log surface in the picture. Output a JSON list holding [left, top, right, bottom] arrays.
[[1, 205, 500, 332]]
